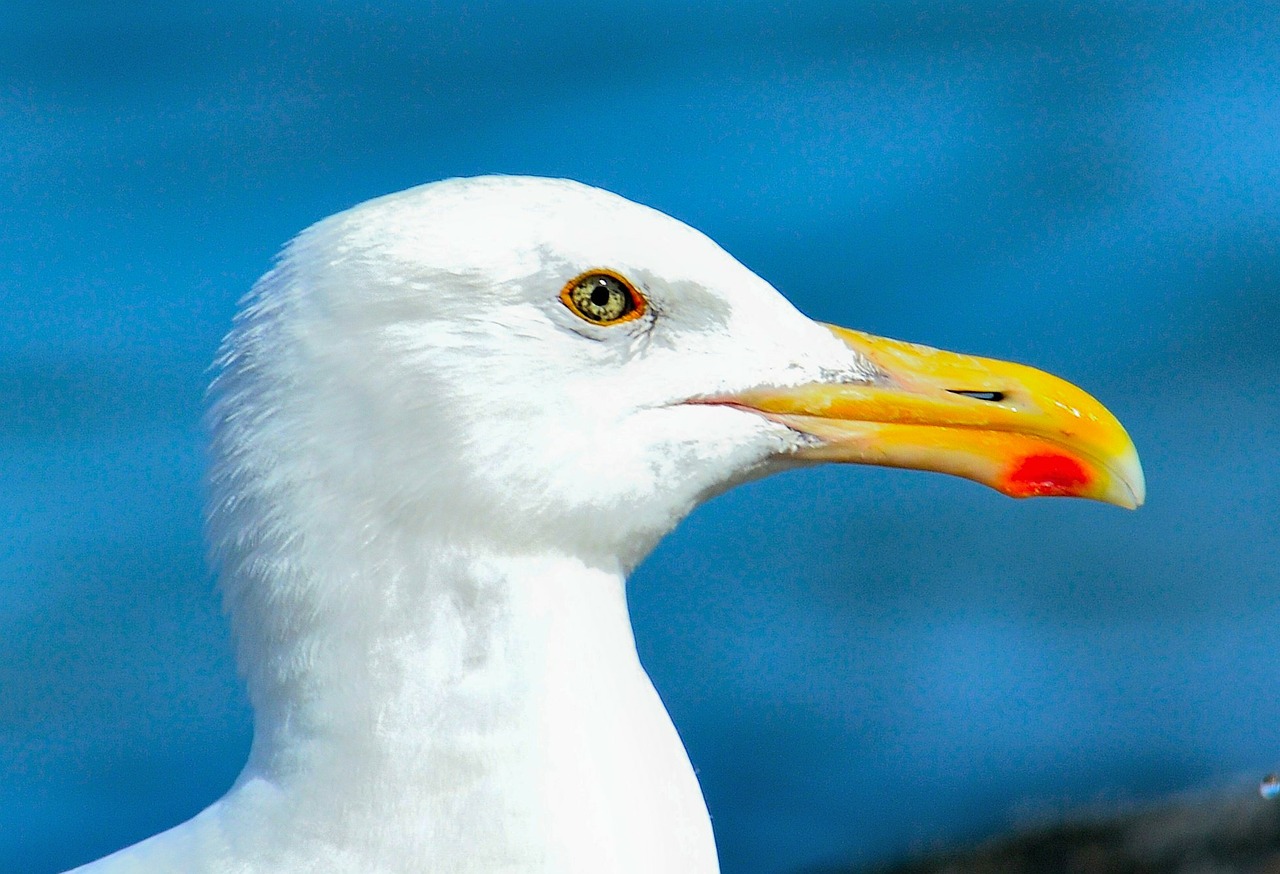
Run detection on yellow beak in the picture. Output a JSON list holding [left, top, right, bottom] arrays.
[[725, 325, 1145, 509]]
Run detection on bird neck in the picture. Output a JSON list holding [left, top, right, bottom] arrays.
[[215, 538, 718, 871], [240, 540, 642, 784]]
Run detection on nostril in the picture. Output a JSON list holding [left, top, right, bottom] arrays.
[[948, 390, 1006, 403]]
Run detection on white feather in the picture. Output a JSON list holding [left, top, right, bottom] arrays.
[[69, 176, 878, 873]]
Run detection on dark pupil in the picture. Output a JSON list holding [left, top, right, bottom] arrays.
[[590, 284, 612, 307]]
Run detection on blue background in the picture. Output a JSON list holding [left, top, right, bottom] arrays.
[[3, 2, 1279, 872]]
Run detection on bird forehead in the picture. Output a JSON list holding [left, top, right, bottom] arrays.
[[312, 177, 825, 366], [354, 177, 739, 284]]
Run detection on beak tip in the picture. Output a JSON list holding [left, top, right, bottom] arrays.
[[997, 447, 1145, 511], [1085, 445, 1146, 511], [1119, 457, 1146, 511]]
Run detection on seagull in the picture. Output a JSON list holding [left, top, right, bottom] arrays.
[[69, 176, 1143, 873]]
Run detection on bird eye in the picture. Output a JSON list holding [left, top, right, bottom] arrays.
[[560, 271, 646, 325]]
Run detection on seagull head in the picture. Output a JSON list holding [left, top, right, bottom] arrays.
[[211, 176, 1143, 579], [190, 176, 1148, 872]]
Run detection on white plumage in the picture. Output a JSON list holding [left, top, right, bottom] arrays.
[[68, 175, 1141, 873]]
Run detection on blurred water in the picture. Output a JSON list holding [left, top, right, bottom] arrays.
[[3, 2, 1279, 872]]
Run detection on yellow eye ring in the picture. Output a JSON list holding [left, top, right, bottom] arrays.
[[559, 270, 647, 326]]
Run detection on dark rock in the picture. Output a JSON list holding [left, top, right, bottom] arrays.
[[832, 787, 1280, 874]]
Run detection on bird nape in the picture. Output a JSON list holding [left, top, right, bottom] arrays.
[[65, 176, 1143, 874]]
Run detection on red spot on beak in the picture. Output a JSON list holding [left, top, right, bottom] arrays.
[[1004, 453, 1090, 498]]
